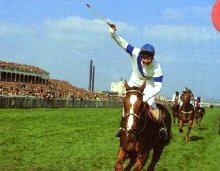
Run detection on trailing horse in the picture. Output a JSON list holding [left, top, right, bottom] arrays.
[[194, 107, 205, 126], [171, 100, 180, 125], [114, 81, 171, 171], [178, 90, 195, 141]]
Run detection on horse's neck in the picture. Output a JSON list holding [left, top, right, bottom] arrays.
[[182, 101, 191, 107], [142, 105, 155, 124]]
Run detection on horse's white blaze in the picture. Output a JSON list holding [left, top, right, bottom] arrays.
[[127, 95, 137, 131]]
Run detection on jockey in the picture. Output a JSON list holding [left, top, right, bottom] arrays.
[[171, 91, 181, 107], [109, 24, 168, 139], [194, 96, 203, 109]]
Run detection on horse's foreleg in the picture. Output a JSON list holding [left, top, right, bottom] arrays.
[[114, 147, 127, 171], [172, 111, 175, 125], [186, 120, 193, 141], [199, 113, 204, 125], [147, 145, 165, 171], [178, 119, 183, 133], [124, 152, 136, 171], [196, 117, 199, 125], [173, 113, 176, 125], [133, 152, 150, 171]]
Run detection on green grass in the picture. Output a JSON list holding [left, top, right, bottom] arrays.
[[0, 108, 219, 171]]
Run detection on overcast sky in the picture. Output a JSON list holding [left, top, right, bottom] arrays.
[[0, 0, 219, 101]]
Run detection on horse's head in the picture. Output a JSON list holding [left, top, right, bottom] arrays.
[[122, 80, 146, 137], [181, 90, 192, 105]]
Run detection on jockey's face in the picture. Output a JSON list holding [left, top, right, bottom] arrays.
[[141, 52, 153, 65]]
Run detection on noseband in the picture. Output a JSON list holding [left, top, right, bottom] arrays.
[[124, 113, 140, 119], [126, 90, 144, 96]]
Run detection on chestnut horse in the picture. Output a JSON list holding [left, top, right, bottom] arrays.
[[171, 100, 180, 125], [194, 107, 205, 126], [178, 90, 195, 141], [114, 81, 171, 171]]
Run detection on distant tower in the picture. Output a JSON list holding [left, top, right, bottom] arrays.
[[88, 60, 95, 91], [88, 60, 93, 91], [92, 66, 95, 91]]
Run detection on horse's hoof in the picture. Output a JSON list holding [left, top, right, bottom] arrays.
[[185, 136, 191, 141]]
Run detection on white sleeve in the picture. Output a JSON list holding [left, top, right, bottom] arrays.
[[110, 34, 129, 50]]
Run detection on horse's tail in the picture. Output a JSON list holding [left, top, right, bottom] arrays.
[[156, 103, 172, 145]]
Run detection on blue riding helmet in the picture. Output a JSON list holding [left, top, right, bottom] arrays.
[[140, 44, 155, 55]]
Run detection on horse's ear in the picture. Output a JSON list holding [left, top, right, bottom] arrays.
[[124, 80, 130, 90], [139, 81, 146, 92]]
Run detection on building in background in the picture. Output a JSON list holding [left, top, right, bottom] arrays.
[[0, 60, 49, 84], [111, 80, 125, 96]]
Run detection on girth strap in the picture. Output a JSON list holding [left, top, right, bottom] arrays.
[[181, 110, 193, 114]]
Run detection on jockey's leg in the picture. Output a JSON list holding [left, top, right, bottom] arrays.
[[115, 116, 124, 137], [115, 108, 124, 137], [146, 98, 168, 140]]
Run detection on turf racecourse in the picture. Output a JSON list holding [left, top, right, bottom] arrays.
[[0, 108, 219, 171]]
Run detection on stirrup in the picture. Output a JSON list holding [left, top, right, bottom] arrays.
[[159, 127, 168, 140]]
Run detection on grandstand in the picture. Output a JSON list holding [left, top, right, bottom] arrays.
[[0, 60, 122, 102]]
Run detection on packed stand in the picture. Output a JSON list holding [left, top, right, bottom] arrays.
[[0, 60, 49, 76], [0, 79, 123, 102]]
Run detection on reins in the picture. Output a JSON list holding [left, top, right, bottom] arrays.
[[121, 89, 146, 135], [138, 103, 149, 134]]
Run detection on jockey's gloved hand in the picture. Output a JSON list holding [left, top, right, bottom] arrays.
[[109, 23, 116, 36]]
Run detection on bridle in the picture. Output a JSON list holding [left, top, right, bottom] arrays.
[[124, 113, 140, 120], [124, 89, 144, 119], [122, 89, 144, 135], [126, 90, 144, 96]]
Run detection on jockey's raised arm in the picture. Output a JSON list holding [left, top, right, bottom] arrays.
[[108, 23, 167, 140], [109, 25, 129, 50]]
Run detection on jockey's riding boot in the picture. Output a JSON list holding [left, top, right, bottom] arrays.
[[149, 107, 168, 140], [115, 117, 124, 137], [159, 119, 168, 140], [115, 127, 123, 137]]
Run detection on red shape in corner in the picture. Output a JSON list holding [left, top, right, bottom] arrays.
[[212, 0, 220, 31]]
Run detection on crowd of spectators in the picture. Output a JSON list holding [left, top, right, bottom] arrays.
[[0, 60, 49, 75], [0, 79, 123, 102], [0, 60, 123, 102]]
